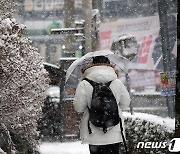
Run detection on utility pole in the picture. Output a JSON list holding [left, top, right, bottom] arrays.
[[157, 0, 175, 118], [175, 9, 180, 137], [175, 41, 180, 137], [63, 0, 75, 56], [82, 0, 92, 54], [92, 0, 100, 51]]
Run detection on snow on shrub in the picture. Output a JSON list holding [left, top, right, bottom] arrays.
[[123, 112, 174, 154], [0, 1, 49, 153]]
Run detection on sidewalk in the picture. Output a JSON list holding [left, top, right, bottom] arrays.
[[38, 141, 89, 154]]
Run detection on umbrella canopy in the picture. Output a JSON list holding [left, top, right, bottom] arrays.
[[65, 50, 129, 86]]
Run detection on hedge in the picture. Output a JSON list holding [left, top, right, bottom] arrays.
[[122, 112, 174, 154]]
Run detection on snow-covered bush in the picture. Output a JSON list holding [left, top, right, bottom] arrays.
[[123, 112, 174, 154], [0, 1, 49, 153], [0, 0, 15, 19]]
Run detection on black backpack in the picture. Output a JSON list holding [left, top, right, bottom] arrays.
[[83, 78, 120, 134]]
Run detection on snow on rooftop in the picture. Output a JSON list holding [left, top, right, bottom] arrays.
[[113, 34, 135, 42], [45, 86, 60, 97], [59, 57, 78, 61], [43, 62, 59, 69], [132, 91, 161, 96]]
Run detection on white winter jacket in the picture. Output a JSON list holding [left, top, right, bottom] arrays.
[[73, 65, 130, 145]]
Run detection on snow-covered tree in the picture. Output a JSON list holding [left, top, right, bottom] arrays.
[[0, 0, 49, 153]]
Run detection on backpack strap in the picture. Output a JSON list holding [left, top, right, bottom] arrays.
[[119, 117, 129, 154], [83, 78, 97, 87], [88, 121, 92, 134], [83, 78, 94, 134], [104, 80, 112, 87], [83, 78, 112, 88]]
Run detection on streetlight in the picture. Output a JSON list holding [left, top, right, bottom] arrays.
[[111, 34, 138, 115]]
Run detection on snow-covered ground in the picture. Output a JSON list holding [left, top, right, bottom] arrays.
[[37, 112, 175, 154], [38, 141, 89, 154]]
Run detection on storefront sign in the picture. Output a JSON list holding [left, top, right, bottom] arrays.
[[160, 71, 176, 96]]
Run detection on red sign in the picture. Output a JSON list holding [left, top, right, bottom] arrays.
[[138, 35, 153, 63], [100, 31, 112, 50]]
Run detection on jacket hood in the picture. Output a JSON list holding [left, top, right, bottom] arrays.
[[82, 65, 117, 83]]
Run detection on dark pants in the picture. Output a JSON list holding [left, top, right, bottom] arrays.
[[89, 143, 120, 154]]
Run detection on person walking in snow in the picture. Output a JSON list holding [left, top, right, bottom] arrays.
[[73, 56, 130, 154]]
